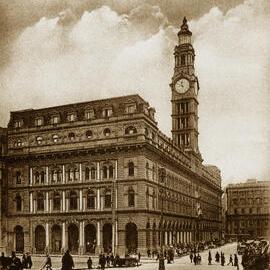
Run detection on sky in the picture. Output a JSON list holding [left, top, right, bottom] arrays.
[[0, 0, 269, 185]]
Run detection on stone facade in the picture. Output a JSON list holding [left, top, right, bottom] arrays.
[[226, 179, 270, 239], [1, 18, 222, 255]]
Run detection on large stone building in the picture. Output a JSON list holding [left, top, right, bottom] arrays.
[[226, 179, 270, 239], [2, 18, 222, 255]]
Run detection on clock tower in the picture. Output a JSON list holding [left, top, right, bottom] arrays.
[[171, 17, 201, 159]]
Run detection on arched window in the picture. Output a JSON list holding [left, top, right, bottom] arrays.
[[128, 187, 135, 207], [181, 54, 186, 65], [16, 194, 22, 211], [36, 136, 43, 145], [34, 171, 40, 184], [103, 128, 111, 137], [85, 167, 90, 181], [52, 170, 58, 183], [87, 190, 95, 209], [37, 193, 45, 211], [52, 134, 59, 143], [145, 128, 149, 137], [146, 188, 149, 209], [152, 190, 156, 209], [16, 171, 21, 184], [109, 165, 114, 178], [70, 191, 78, 210], [68, 132, 75, 140], [152, 165, 156, 180], [40, 171, 45, 183], [53, 192, 61, 211], [125, 126, 137, 135], [104, 190, 111, 208], [86, 130, 93, 139], [90, 167, 96, 180], [103, 166, 108, 179], [146, 163, 149, 179], [128, 162, 134, 177]]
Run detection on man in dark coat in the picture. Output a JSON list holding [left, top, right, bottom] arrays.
[[25, 253, 32, 269], [0, 252, 7, 270], [99, 254, 106, 270], [61, 250, 74, 270], [9, 252, 21, 270]]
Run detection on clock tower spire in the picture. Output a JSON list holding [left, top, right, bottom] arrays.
[[171, 17, 201, 159]]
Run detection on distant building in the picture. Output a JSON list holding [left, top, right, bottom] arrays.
[[0, 128, 7, 251], [226, 179, 270, 239], [2, 18, 222, 255]]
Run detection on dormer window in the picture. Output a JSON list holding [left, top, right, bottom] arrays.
[[68, 132, 75, 141], [102, 108, 113, 118], [67, 113, 76, 122], [86, 130, 93, 139], [36, 136, 43, 145], [35, 117, 43, 127], [103, 128, 111, 137], [52, 134, 59, 143], [14, 120, 23, 128], [125, 104, 136, 114], [85, 109, 95, 120], [52, 115, 60, 124]]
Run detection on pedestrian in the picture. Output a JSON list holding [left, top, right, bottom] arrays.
[[234, 254, 239, 270], [208, 251, 212, 265], [21, 254, 27, 269], [227, 254, 233, 265], [42, 254, 52, 270], [215, 251, 220, 263], [99, 253, 106, 270], [189, 253, 193, 263], [138, 252, 141, 262], [197, 254, 201, 265], [25, 253, 32, 269], [221, 252, 225, 266], [193, 254, 197, 265], [147, 249, 151, 258], [61, 250, 74, 270], [87, 257, 92, 269], [0, 252, 7, 270], [9, 252, 21, 270], [106, 254, 110, 267]]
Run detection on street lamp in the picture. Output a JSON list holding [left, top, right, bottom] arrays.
[[158, 168, 166, 270]]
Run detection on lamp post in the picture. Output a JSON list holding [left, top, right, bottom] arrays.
[[158, 168, 166, 270]]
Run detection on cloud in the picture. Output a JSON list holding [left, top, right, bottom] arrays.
[[0, 0, 269, 184]]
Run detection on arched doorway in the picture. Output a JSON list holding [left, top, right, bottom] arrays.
[[35, 225, 46, 253], [125, 223, 138, 253], [15, 226, 24, 253], [51, 225, 62, 253], [102, 223, 112, 253], [68, 224, 79, 253], [85, 224, 96, 253]]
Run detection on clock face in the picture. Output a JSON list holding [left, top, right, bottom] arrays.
[[175, 78, 190, 93]]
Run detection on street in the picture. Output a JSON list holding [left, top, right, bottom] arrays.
[[138, 242, 242, 270], [29, 242, 242, 270]]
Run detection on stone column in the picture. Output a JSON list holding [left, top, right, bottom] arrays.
[[30, 192, 33, 213], [97, 189, 100, 210], [46, 166, 49, 184], [46, 192, 49, 212], [45, 222, 49, 252], [97, 162, 100, 181], [62, 191, 66, 212], [79, 163, 82, 182], [62, 222, 66, 252], [79, 190, 83, 211], [62, 165, 65, 183], [79, 221, 85, 254], [97, 221, 101, 253]]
